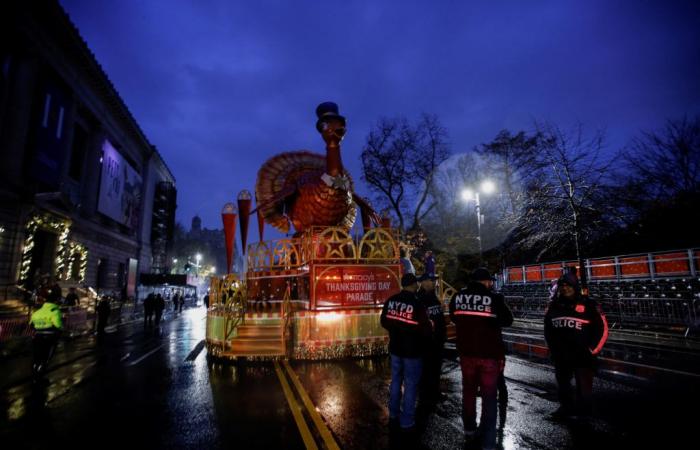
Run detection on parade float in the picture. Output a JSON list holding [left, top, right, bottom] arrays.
[[205, 102, 455, 360]]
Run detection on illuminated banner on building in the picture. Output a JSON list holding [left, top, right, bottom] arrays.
[[98, 139, 142, 229], [313, 265, 401, 308]]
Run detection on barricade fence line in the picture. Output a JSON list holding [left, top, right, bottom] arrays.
[[505, 247, 700, 283], [504, 295, 698, 329], [0, 302, 154, 342]]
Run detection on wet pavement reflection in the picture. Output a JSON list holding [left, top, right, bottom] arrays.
[[1, 308, 698, 449]]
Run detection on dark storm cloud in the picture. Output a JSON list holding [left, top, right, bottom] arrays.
[[60, 0, 700, 230]]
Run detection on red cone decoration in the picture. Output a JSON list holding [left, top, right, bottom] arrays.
[[237, 190, 252, 255], [221, 202, 237, 274]]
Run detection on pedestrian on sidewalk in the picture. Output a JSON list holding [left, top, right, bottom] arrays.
[[381, 273, 432, 434], [144, 293, 155, 328], [449, 267, 513, 450], [417, 273, 446, 405], [544, 273, 608, 420], [172, 292, 180, 314], [154, 293, 165, 327], [64, 287, 79, 307], [29, 288, 64, 381], [96, 296, 111, 337], [178, 292, 184, 313]]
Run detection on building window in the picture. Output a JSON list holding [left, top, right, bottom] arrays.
[[69, 124, 87, 180]]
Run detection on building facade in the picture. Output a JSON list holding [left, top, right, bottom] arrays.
[[0, 1, 177, 301]]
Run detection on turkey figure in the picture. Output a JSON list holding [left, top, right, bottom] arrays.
[[255, 102, 376, 235]]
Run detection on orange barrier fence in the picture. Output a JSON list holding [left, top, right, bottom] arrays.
[[505, 248, 699, 284]]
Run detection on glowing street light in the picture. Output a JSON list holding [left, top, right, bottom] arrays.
[[481, 180, 496, 194], [460, 179, 497, 260]]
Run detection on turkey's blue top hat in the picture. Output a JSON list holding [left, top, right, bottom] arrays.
[[316, 102, 346, 132]]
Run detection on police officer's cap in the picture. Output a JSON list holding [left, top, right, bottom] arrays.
[[401, 273, 418, 287], [471, 267, 495, 281]]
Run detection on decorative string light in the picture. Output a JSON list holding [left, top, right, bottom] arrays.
[[19, 214, 71, 285], [65, 241, 88, 282]]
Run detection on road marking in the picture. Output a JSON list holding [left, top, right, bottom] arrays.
[[185, 340, 205, 362], [274, 361, 318, 450], [282, 360, 341, 450], [125, 345, 163, 367]]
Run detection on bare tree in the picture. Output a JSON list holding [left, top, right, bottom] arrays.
[[623, 116, 700, 201], [360, 115, 450, 233], [476, 130, 542, 216], [410, 114, 451, 230], [512, 123, 616, 287]]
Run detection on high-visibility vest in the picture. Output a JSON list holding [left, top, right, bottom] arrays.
[[30, 302, 63, 331]]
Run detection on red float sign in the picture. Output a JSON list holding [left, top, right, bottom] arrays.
[[312, 264, 401, 308]]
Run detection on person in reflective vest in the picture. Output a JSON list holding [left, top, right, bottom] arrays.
[[29, 288, 64, 379], [544, 272, 608, 419]]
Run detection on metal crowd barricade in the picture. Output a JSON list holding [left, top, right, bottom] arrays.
[[63, 307, 90, 337], [505, 294, 697, 334], [0, 315, 31, 341], [504, 296, 550, 320], [608, 297, 696, 331]]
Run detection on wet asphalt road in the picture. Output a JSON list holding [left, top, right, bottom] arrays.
[[1, 308, 698, 449]]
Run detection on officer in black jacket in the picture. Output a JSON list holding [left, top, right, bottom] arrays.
[[381, 273, 432, 432], [449, 267, 513, 450], [544, 273, 608, 419], [417, 273, 446, 404]]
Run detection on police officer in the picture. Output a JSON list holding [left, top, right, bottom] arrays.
[[449, 267, 513, 450], [417, 273, 446, 404], [381, 273, 432, 433], [96, 296, 111, 337], [544, 273, 608, 419], [29, 288, 64, 380]]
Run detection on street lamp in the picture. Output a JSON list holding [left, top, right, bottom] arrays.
[[461, 180, 496, 260]]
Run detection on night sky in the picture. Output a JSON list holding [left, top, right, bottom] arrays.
[[59, 0, 700, 233]]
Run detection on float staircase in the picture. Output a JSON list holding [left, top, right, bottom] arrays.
[[227, 320, 286, 358]]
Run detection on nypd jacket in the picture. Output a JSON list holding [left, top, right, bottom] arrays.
[[381, 290, 431, 358], [544, 296, 608, 367], [30, 302, 63, 334], [418, 289, 446, 345], [448, 282, 513, 360]]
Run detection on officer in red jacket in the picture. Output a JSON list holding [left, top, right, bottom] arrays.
[[449, 268, 513, 450], [544, 273, 608, 419]]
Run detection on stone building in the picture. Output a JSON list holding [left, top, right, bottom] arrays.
[[0, 1, 177, 302]]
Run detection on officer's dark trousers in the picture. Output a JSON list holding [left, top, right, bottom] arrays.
[[421, 343, 443, 402], [554, 363, 594, 415], [97, 314, 109, 335], [460, 357, 499, 449], [32, 333, 58, 376], [497, 367, 508, 427]]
